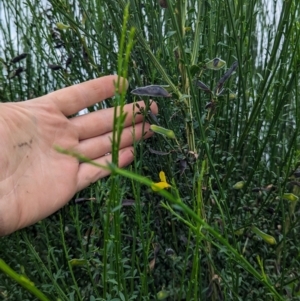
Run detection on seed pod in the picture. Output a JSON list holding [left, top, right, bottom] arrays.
[[11, 53, 28, 64], [159, 0, 168, 8], [194, 80, 211, 93], [122, 199, 136, 206], [288, 181, 300, 187], [294, 169, 300, 177], [8, 67, 24, 79], [48, 64, 63, 71], [252, 187, 262, 192], [75, 198, 86, 203], [149, 148, 171, 156], [215, 61, 238, 93], [131, 85, 171, 97], [147, 110, 159, 124], [74, 197, 95, 204]]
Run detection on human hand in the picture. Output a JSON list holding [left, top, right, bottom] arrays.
[[0, 75, 158, 236]]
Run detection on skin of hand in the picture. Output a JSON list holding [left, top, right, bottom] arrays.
[[0, 75, 158, 236]]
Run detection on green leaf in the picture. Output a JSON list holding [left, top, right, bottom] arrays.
[[119, 292, 126, 301], [190, 65, 200, 77], [165, 31, 176, 38]]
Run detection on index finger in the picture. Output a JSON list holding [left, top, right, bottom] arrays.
[[46, 75, 128, 116]]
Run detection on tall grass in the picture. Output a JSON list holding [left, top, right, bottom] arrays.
[[0, 0, 300, 300]]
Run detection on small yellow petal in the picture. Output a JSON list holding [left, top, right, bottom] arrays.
[[159, 171, 167, 183], [151, 182, 171, 191]]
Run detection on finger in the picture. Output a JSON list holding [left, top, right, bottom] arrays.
[[76, 122, 152, 159], [46, 75, 128, 116], [76, 146, 134, 191], [71, 100, 158, 140]]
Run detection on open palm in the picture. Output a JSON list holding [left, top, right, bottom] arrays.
[[0, 75, 157, 236]]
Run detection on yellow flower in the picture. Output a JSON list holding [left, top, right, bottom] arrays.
[[151, 171, 171, 191]]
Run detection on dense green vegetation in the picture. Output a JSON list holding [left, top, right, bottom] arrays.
[[1, 0, 300, 300]]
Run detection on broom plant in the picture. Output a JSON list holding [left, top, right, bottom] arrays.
[[1, 0, 300, 300]]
